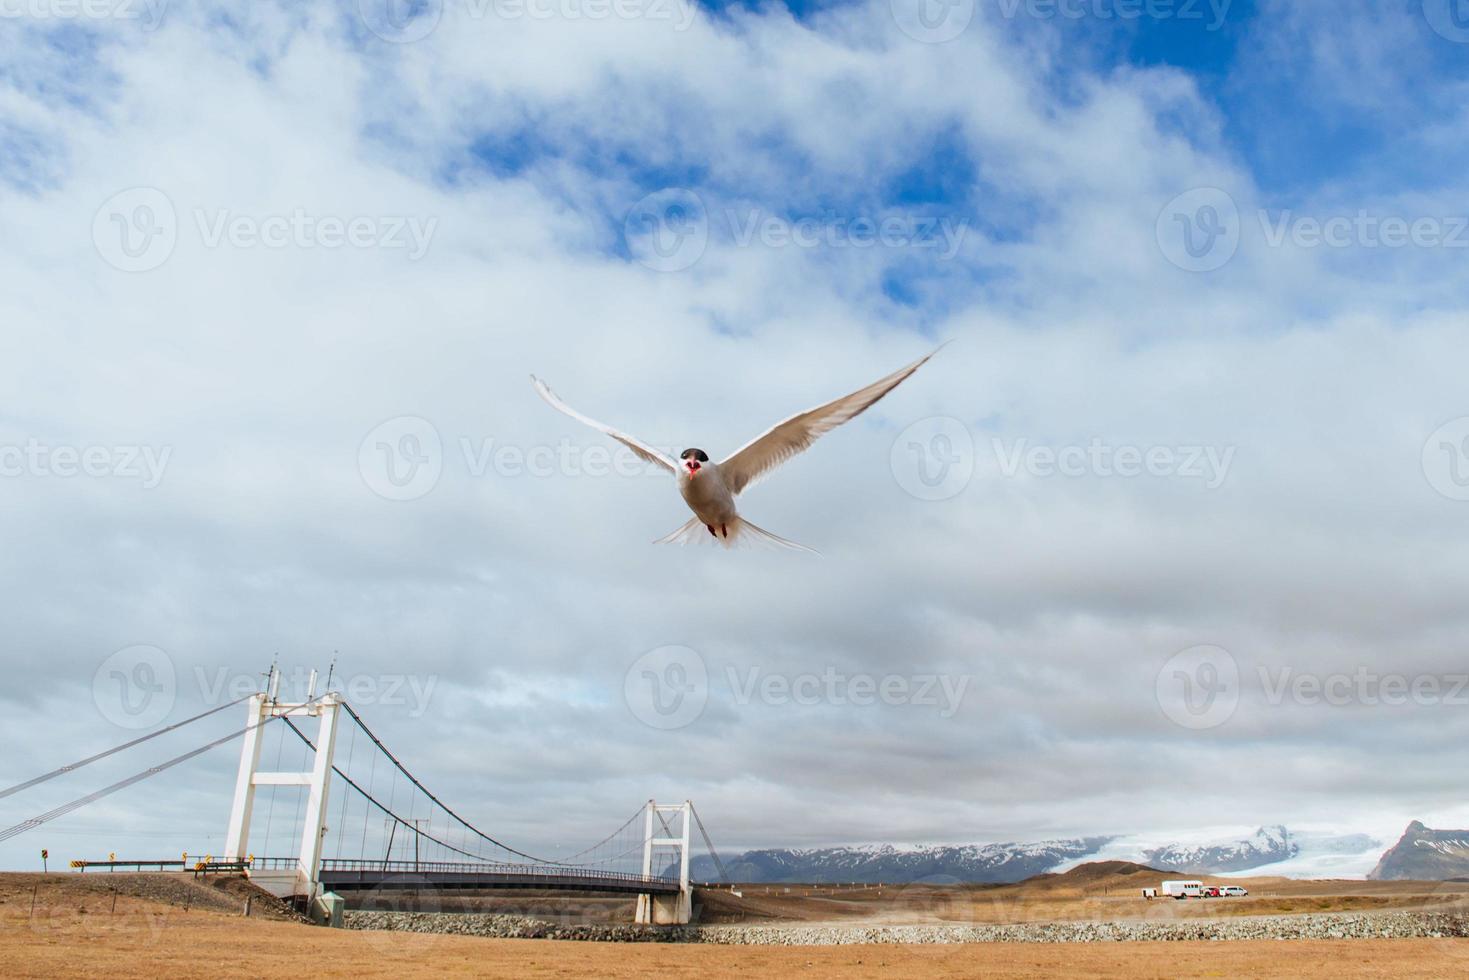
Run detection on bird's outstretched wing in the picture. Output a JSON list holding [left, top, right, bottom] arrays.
[[531, 375, 677, 473], [719, 346, 944, 496]]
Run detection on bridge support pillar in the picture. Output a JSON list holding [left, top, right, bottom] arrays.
[[223, 667, 342, 899], [635, 890, 692, 925], [634, 799, 692, 925]]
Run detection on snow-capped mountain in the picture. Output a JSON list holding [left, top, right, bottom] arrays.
[[693, 824, 1393, 883], [689, 838, 1113, 884], [1143, 825, 1298, 873], [1368, 821, 1469, 880]]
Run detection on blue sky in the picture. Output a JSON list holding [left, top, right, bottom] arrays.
[[685, 0, 1469, 217]]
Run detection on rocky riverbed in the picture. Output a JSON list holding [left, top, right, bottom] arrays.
[[344, 910, 1469, 944]]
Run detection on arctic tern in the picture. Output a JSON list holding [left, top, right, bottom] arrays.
[[531, 347, 941, 552]]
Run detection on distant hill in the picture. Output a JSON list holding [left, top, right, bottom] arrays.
[[1052, 860, 1167, 881], [1144, 825, 1298, 873], [690, 837, 1113, 884], [1367, 821, 1469, 880], [1018, 860, 1168, 892]]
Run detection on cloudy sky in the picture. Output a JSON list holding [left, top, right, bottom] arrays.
[[3, 0, 1469, 873]]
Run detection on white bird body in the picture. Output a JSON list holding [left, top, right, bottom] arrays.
[[531, 346, 943, 552], [677, 461, 738, 530]]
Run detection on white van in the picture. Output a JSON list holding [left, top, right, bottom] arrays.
[[1161, 880, 1204, 899], [1220, 885, 1248, 897]]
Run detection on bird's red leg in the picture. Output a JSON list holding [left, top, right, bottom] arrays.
[[706, 524, 716, 538], [720, 524, 728, 538]]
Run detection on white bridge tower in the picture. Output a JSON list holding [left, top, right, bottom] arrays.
[[635, 799, 693, 925], [223, 667, 341, 899]]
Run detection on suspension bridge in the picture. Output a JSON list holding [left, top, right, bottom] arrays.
[[0, 666, 729, 925]]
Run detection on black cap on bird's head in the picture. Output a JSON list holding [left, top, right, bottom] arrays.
[[680, 448, 708, 475]]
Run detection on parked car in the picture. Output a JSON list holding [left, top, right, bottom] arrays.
[[1201, 886, 1222, 898], [1220, 885, 1248, 897]]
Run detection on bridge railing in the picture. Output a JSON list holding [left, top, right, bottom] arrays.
[[69, 859, 187, 872], [251, 856, 305, 872], [316, 857, 677, 887]]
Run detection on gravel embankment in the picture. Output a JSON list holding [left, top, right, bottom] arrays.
[[5, 872, 305, 921], [344, 910, 1469, 944]]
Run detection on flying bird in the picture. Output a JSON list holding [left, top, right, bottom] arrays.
[[530, 347, 942, 553]]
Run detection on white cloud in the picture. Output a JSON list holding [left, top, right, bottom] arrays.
[[1, 1, 1466, 869]]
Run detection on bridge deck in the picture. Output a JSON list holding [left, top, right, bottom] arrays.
[[311, 859, 682, 895]]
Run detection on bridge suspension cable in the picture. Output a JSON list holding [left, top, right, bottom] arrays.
[[689, 802, 730, 883], [334, 702, 556, 864], [0, 676, 728, 895], [0, 699, 301, 844], [283, 710, 666, 875], [548, 805, 650, 867], [280, 715, 511, 866], [0, 694, 254, 802]]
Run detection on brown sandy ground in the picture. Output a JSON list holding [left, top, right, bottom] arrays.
[[2, 871, 1468, 979], [695, 861, 1469, 926], [7, 904, 1469, 979]]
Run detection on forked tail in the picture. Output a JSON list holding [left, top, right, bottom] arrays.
[[653, 516, 818, 554]]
